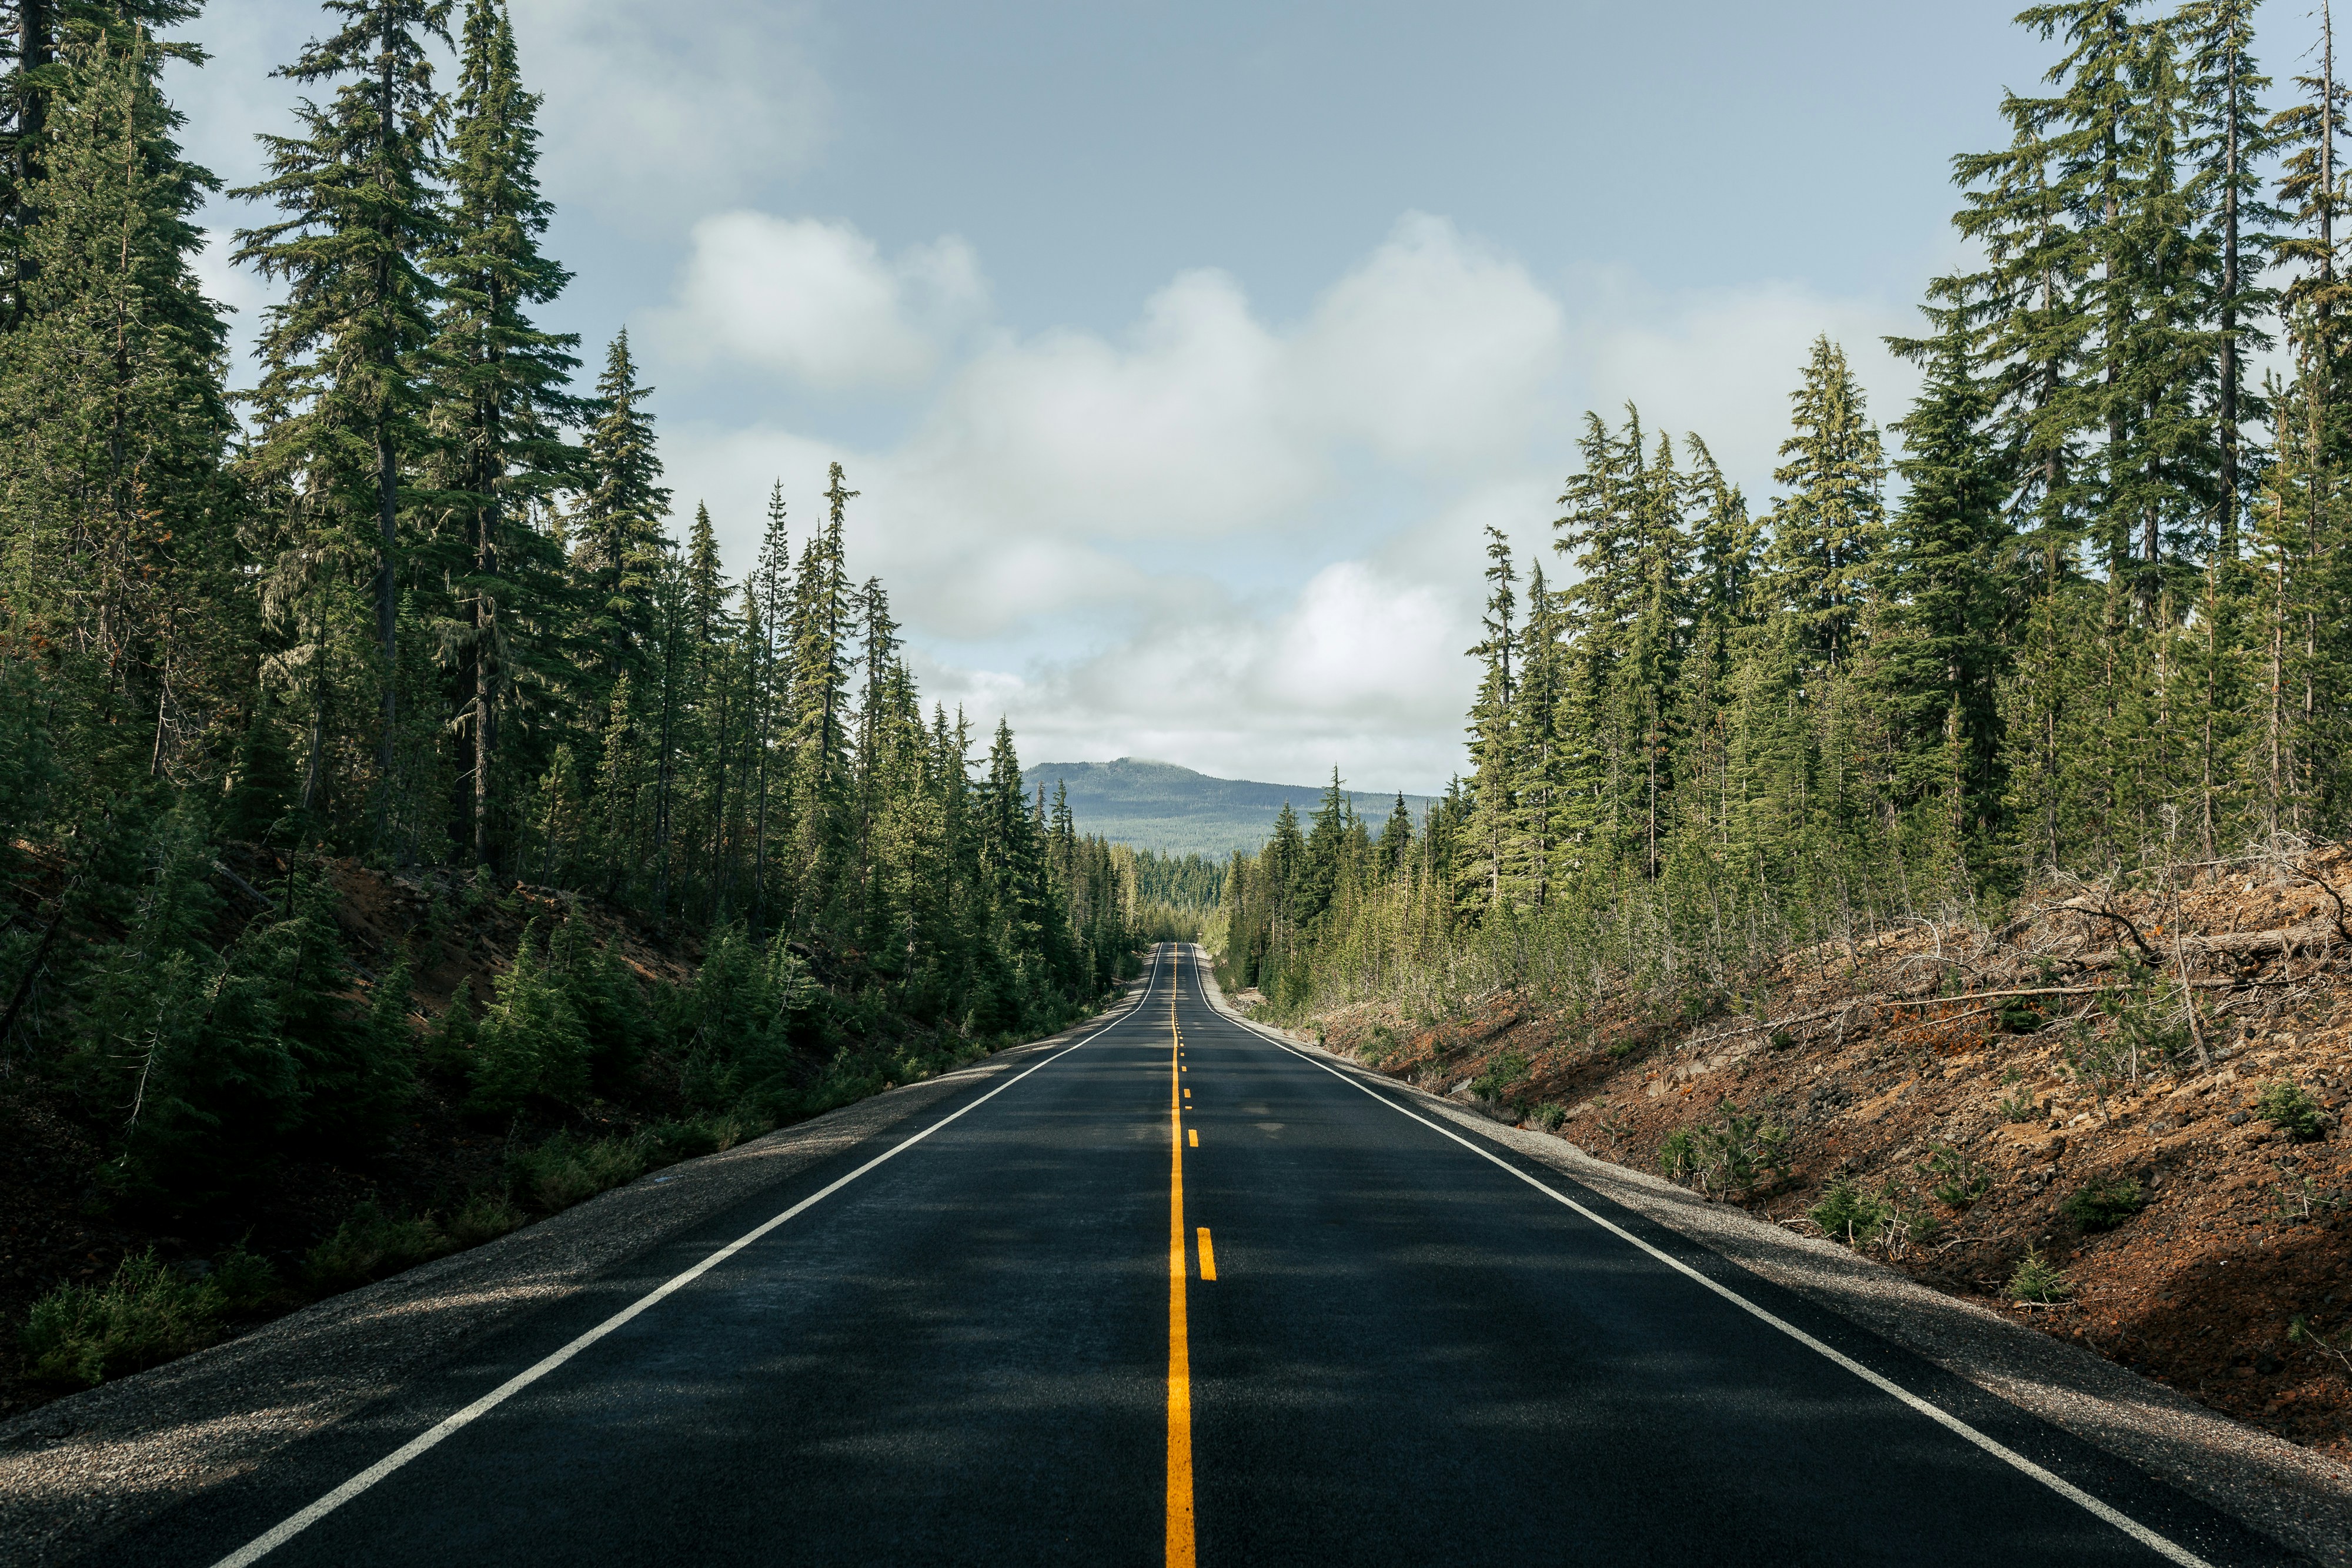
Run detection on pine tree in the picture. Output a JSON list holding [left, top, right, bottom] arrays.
[[235, 0, 453, 837], [0, 26, 241, 778], [428, 0, 581, 869], [1882, 290, 2016, 875], [1458, 525, 1516, 915], [1766, 336, 1886, 674], [571, 329, 670, 693]]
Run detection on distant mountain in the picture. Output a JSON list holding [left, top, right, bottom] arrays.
[[1020, 757, 1438, 859]]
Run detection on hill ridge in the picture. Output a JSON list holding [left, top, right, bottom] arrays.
[[1020, 757, 1438, 858]]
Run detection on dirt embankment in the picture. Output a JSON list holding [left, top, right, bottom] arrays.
[[1295, 853, 2352, 1463]]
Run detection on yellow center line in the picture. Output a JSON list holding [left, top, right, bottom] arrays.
[[1167, 947, 1195, 1567], [1188, 1128, 1198, 1147], [1197, 1227, 1216, 1281]]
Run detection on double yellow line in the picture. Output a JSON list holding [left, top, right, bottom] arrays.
[[1167, 945, 1195, 1567]]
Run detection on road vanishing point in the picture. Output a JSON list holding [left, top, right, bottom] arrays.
[[97, 945, 2301, 1567]]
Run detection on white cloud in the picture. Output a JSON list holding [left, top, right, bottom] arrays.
[[1566, 271, 1922, 500], [652, 213, 985, 387], [507, 0, 830, 222], [1292, 212, 1567, 467]]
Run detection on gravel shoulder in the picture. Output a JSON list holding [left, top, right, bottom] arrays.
[[0, 991, 1141, 1568], [1187, 948, 2352, 1568]]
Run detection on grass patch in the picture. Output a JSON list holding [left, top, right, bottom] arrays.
[[21, 1251, 224, 1388]]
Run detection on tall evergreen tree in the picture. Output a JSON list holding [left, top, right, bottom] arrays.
[[235, 0, 453, 836], [428, 0, 580, 868]]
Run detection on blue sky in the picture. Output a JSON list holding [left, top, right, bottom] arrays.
[[174, 1, 2059, 794]]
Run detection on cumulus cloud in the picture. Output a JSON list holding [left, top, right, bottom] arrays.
[[1291, 212, 1566, 468], [508, 0, 830, 221], [652, 213, 985, 387], [1565, 271, 1922, 498]]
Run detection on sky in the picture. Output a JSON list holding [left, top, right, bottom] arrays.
[[168, 0, 2060, 797]]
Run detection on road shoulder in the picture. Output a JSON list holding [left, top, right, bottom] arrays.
[[1185, 949, 2352, 1568]]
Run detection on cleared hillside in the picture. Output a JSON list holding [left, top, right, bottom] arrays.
[[1022, 758, 1436, 857]]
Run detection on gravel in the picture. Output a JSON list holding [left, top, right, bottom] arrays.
[[0, 998, 1137, 1568], [1192, 958, 2352, 1568]]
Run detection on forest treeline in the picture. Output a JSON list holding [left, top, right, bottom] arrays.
[[0, 0, 1144, 1208], [1223, 0, 2345, 1014]]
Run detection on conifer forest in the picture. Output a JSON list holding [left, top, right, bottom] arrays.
[[0, 0, 1153, 1376], [1221, 0, 2352, 1022]]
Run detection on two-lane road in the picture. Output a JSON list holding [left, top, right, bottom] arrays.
[[102, 945, 2298, 1566]]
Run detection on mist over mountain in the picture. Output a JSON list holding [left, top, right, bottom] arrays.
[[1021, 758, 1437, 858]]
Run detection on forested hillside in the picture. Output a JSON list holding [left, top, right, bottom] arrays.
[[1212, 0, 2352, 1460], [0, 0, 1142, 1404], [1223, 0, 2338, 1007]]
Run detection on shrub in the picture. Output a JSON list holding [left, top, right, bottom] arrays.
[[1689, 1098, 1791, 1195], [445, 1191, 527, 1248], [466, 923, 590, 1115], [1469, 1050, 1531, 1103], [210, 1242, 282, 1312], [2060, 1174, 2145, 1232], [21, 1251, 223, 1387], [506, 1131, 646, 1214], [1922, 1145, 1993, 1208], [1998, 1089, 2039, 1124], [1657, 1126, 1698, 1181], [2255, 1079, 2330, 1142], [1531, 1101, 1568, 1132], [2007, 1246, 2072, 1303], [1809, 1178, 1937, 1249], [1811, 1178, 1892, 1246], [304, 1202, 451, 1292]]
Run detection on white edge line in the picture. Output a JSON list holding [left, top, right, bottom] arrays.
[[1185, 948, 2213, 1568], [209, 955, 1167, 1568]]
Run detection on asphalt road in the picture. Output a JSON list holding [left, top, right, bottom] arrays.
[[100, 944, 2304, 1567]]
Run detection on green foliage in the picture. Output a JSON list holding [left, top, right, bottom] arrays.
[[505, 1131, 646, 1213], [303, 1201, 452, 1293], [1678, 1097, 1793, 1196], [210, 1243, 283, 1313], [446, 1190, 527, 1248], [1657, 1126, 1698, 1182], [2007, 1247, 2073, 1305], [2061, 1175, 2147, 1232], [21, 1251, 223, 1388], [1811, 1177, 1937, 1251], [1531, 1101, 1568, 1132], [2254, 1079, 2330, 1142], [1921, 1145, 1993, 1208], [1810, 1179, 1892, 1246], [1999, 1088, 2041, 1124], [466, 923, 590, 1115], [1468, 1049, 1531, 1104]]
